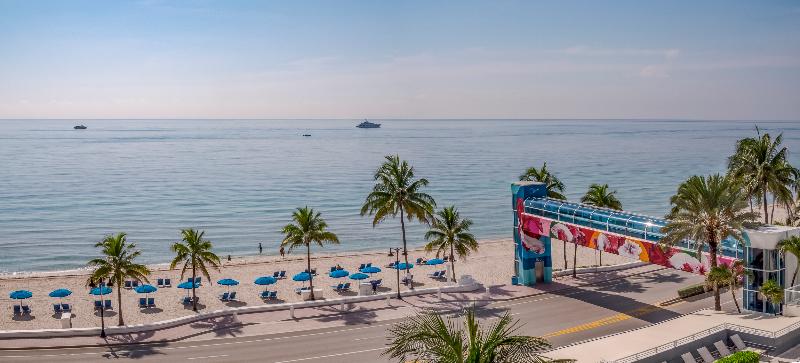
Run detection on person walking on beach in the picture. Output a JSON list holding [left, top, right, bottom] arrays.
[[258, 242, 263, 254], [279, 246, 285, 259]]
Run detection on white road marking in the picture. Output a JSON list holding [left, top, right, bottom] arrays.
[[271, 347, 384, 363], [187, 354, 228, 360]]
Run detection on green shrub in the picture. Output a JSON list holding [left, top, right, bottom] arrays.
[[678, 283, 707, 298], [715, 350, 759, 363]]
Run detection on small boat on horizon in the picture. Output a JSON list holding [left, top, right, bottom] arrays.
[[302, 134, 311, 137], [73, 124, 87, 130], [356, 119, 380, 128]]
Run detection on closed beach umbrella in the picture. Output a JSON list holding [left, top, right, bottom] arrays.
[[217, 278, 239, 292], [349, 273, 369, 280], [292, 272, 311, 282], [89, 286, 112, 296], [9, 290, 32, 310], [134, 284, 158, 294], [426, 258, 445, 266], [329, 269, 350, 278], [360, 266, 381, 274], [49, 289, 72, 298]]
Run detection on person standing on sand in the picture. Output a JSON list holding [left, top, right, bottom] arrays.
[[259, 242, 263, 254], [279, 246, 285, 259]]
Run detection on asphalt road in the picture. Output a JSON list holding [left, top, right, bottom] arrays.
[[0, 266, 728, 362]]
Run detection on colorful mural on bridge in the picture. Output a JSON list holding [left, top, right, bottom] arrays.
[[518, 208, 736, 275]]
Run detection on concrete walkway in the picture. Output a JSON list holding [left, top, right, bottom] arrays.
[[547, 310, 800, 362]]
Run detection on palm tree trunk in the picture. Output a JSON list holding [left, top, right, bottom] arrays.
[[709, 238, 721, 311], [792, 266, 798, 287], [399, 205, 411, 287], [191, 261, 197, 312], [116, 283, 124, 326], [563, 241, 568, 271], [763, 189, 770, 224], [749, 197, 754, 213], [731, 284, 741, 313], [450, 244, 456, 283], [307, 242, 314, 300], [599, 250, 603, 266], [771, 197, 776, 224], [572, 244, 577, 277]]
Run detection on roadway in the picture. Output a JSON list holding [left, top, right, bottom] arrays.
[[0, 265, 729, 362]]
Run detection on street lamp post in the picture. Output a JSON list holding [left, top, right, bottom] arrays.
[[389, 248, 401, 299], [90, 279, 107, 338]]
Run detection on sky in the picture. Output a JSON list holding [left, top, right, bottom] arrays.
[[0, 0, 799, 120]]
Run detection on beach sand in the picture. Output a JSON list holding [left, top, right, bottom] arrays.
[[0, 238, 631, 330]]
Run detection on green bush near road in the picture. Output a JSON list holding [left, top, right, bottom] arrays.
[[678, 283, 708, 298], [715, 350, 759, 362]]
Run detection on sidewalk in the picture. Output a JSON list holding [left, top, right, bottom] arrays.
[[0, 264, 663, 350]]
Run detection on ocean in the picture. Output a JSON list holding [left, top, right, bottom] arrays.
[[0, 119, 797, 273]]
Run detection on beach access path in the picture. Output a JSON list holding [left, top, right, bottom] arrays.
[[0, 263, 726, 362]]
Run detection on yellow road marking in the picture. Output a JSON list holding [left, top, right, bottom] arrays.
[[542, 299, 686, 338]]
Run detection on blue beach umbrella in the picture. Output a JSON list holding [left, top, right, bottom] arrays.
[[292, 272, 311, 282], [177, 281, 199, 296], [89, 286, 112, 296], [426, 258, 445, 266], [217, 278, 239, 293], [360, 266, 381, 274], [254, 276, 277, 286], [49, 289, 72, 298], [392, 262, 414, 270], [10, 290, 32, 300], [329, 269, 350, 278], [134, 284, 158, 294], [349, 273, 369, 280]]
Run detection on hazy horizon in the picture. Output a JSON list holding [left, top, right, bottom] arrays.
[[1, 1, 799, 120]]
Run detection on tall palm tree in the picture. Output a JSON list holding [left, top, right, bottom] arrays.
[[281, 206, 339, 300], [87, 232, 150, 326], [777, 236, 800, 287], [384, 308, 570, 363], [519, 162, 568, 271], [728, 130, 797, 224], [661, 174, 759, 311], [170, 229, 221, 312], [519, 162, 566, 200], [705, 261, 749, 313], [361, 155, 436, 278], [424, 206, 479, 283], [580, 184, 623, 272]]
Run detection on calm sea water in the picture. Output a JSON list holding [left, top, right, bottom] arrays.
[[0, 119, 798, 272]]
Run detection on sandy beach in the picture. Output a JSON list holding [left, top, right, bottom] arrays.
[[0, 238, 630, 330]]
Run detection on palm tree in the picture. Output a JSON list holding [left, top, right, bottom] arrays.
[[87, 232, 150, 326], [384, 308, 570, 363], [777, 236, 800, 287], [580, 184, 623, 272], [361, 155, 436, 278], [169, 229, 221, 312], [281, 206, 339, 300], [519, 162, 568, 271], [760, 279, 784, 315], [424, 206, 478, 283], [728, 130, 798, 224], [705, 261, 749, 313], [661, 174, 759, 311]]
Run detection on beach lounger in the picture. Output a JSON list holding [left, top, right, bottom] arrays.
[[195, 277, 201, 284], [132, 281, 139, 288], [295, 287, 308, 294], [164, 278, 171, 287], [182, 296, 191, 305], [330, 267, 337, 273], [139, 298, 148, 308], [714, 341, 732, 357], [387, 261, 396, 268], [358, 264, 366, 270], [124, 281, 132, 289], [273, 271, 280, 278], [94, 300, 102, 310], [342, 282, 351, 291], [228, 292, 237, 301], [157, 278, 164, 287], [697, 346, 714, 362], [53, 304, 62, 314], [261, 291, 270, 299], [147, 298, 155, 307], [220, 292, 230, 301], [61, 303, 71, 312], [104, 300, 112, 310], [731, 334, 747, 351], [269, 291, 277, 299], [279, 271, 286, 278], [332, 283, 343, 291], [444, 256, 449, 261], [366, 262, 372, 267], [428, 271, 441, 278], [22, 305, 31, 315], [681, 352, 697, 363], [12, 305, 21, 315], [416, 258, 423, 264]]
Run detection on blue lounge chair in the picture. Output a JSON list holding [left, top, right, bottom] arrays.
[[195, 277, 202, 285], [124, 281, 132, 289], [279, 271, 286, 278], [147, 298, 155, 307], [219, 292, 229, 301], [139, 298, 147, 308], [53, 304, 62, 313], [94, 300, 102, 310], [366, 263, 372, 267], [132, 281, 139, 288], [342, 282, 351, 291], [416, 258, 423, 264], [228, 292, 237, 301], [387, 261, 396, 268], [61, 303, 71, 312], [358, 264, 365, 270], [104, 300, 112, 310], [330, 267, 336, 273], [332, 283, 343, 291], [157, 278, 164, 287], [22, 305, 31, 315], [164, 278, 172, 287], [269, 291, 277, 299], [12, 305, 21, 315], [428, 271, 441, 278], [261, 291, 270, 299], [273, 271, 280, 278], [182, 296, 191, 305]]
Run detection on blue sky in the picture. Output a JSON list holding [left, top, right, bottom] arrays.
[[1, 0, 799, 119]]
